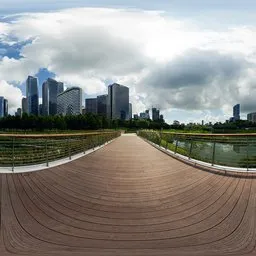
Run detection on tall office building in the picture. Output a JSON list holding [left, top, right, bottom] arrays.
[[145, 109, 150, 119], [233, 104, 240, 121], [97, 95, 108, 116], [86, 98, 97, 114], [0, 97, 4, 118], [15, 108, 22, 117], [133, 114, 139, 120], [129, 103, 132, 120], [39, 104, 43, 116], [107, 83, 129, 120], [42, 78, 59, 116], [57, 82, 64, 94], [22, 97, 28, 114], [42, 81, 48, 116], [26, 75, 39, 115], [140, 112, 147, 119], [3, 99, 8, 117], [57, 87, 82, 116], [152, 108, 160, 121], [247, 112, 256, 123]]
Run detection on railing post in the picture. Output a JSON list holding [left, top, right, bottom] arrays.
[[83, 137, 86, 154], [12, 137, 14, 172], [246, 136, 249, 171], [188, 138, 193, 160], [212, 140, 216, 166], [175, 137, 178, 154], [68, 137, 71, 160], [45, 139, 49, 167], [165, 140, 168, 150]]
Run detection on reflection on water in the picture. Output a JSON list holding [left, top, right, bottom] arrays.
[[233, 145, 241, 154], [174, 140, 256, 167]]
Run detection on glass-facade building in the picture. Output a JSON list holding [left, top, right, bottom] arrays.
[[22, 97, 28, 114], [97, 95, 108, 116], [0, 97, 4, 118], [42, 78, 60, 116], [152, 108, 160, 121], [107, 83, 129, 120], [129, 103, 132, 120], [4, 99, 8, 117], [86, 98, 97, 114], [233, 104, 240, 121], [57, 87, 82, 116], [26, 76, 39, 115], [247, 112, 256, 123], [58, 82, 64, 95]]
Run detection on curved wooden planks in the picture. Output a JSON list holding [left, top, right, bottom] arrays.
[[0, 135, 256, 255]]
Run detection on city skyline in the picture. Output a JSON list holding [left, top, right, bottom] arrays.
[[0, 1, 256, 123]]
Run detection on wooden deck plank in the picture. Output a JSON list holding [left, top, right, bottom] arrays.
[[0, 135, 256, 255]]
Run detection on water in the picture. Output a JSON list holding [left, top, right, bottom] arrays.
[[174, 140, 256, 168]]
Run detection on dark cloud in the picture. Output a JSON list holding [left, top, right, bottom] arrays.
[[142, 49, 249, 89], [137, 49, 254, 111]]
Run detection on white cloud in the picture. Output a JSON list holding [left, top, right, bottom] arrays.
[[0, 7, 256, 122], [0, 80, 22, 114]]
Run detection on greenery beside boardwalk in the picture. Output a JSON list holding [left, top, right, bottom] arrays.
[[0, 132, 120, 167], [0, 113, 170, 133], [138, 130, 256, 169]]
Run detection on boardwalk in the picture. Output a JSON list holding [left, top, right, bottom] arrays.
[[0, 134, 256, 255]]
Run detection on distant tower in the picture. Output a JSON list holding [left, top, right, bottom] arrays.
[[0, 97, 4, 118], [42, 78, 60, 116], [26, 76, 39, 115], [152, 107, 160, 121], [107, 83, 129, 120], [85, 98, 98, 114], [97, 95, 108, 117], [57, 87, 82, 116], [129, 103, 132, 120], [3, 99, 8, 117], [22, 97, 28, 114], [233, 104, 240, 121]]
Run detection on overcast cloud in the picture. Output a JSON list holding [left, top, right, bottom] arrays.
[[0, 7, 256, 121]]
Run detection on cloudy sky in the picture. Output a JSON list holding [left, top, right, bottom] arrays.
[[0, 0, 256, 123]]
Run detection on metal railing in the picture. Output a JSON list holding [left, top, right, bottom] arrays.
[[138, 130, 256, 170], [0, 131, 121, 170]]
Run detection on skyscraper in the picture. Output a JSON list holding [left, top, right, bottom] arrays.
[[145, 109, 150, 119], [247, 112, 256, 123], [107, 83, 129, 120], [42, 81, 48, 116], [3, 99, 8, 117], [39, 104, 43, 116], [57, 82, 64, 94], [0, 97, 4, 118], [129, 103, 132, 120], [42, 78, 59, 116], [86, 98, 97, 114], [152, 108, 160, 121], [97, 95, 108, 116], [233, 104, 240, 121], [22, 97, 28, 114], [57, 87, 82, 116], [15, 108, 22, 117], [26, 75, 39, 115]]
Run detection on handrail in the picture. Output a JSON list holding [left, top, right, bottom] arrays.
[[161, 132, 256, 137], [138, 130, 256, 171], [0, 131, 121, 170], [0, 131, 117, 138]]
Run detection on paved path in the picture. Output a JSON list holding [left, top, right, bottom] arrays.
[[0, 134, 256, 255]]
